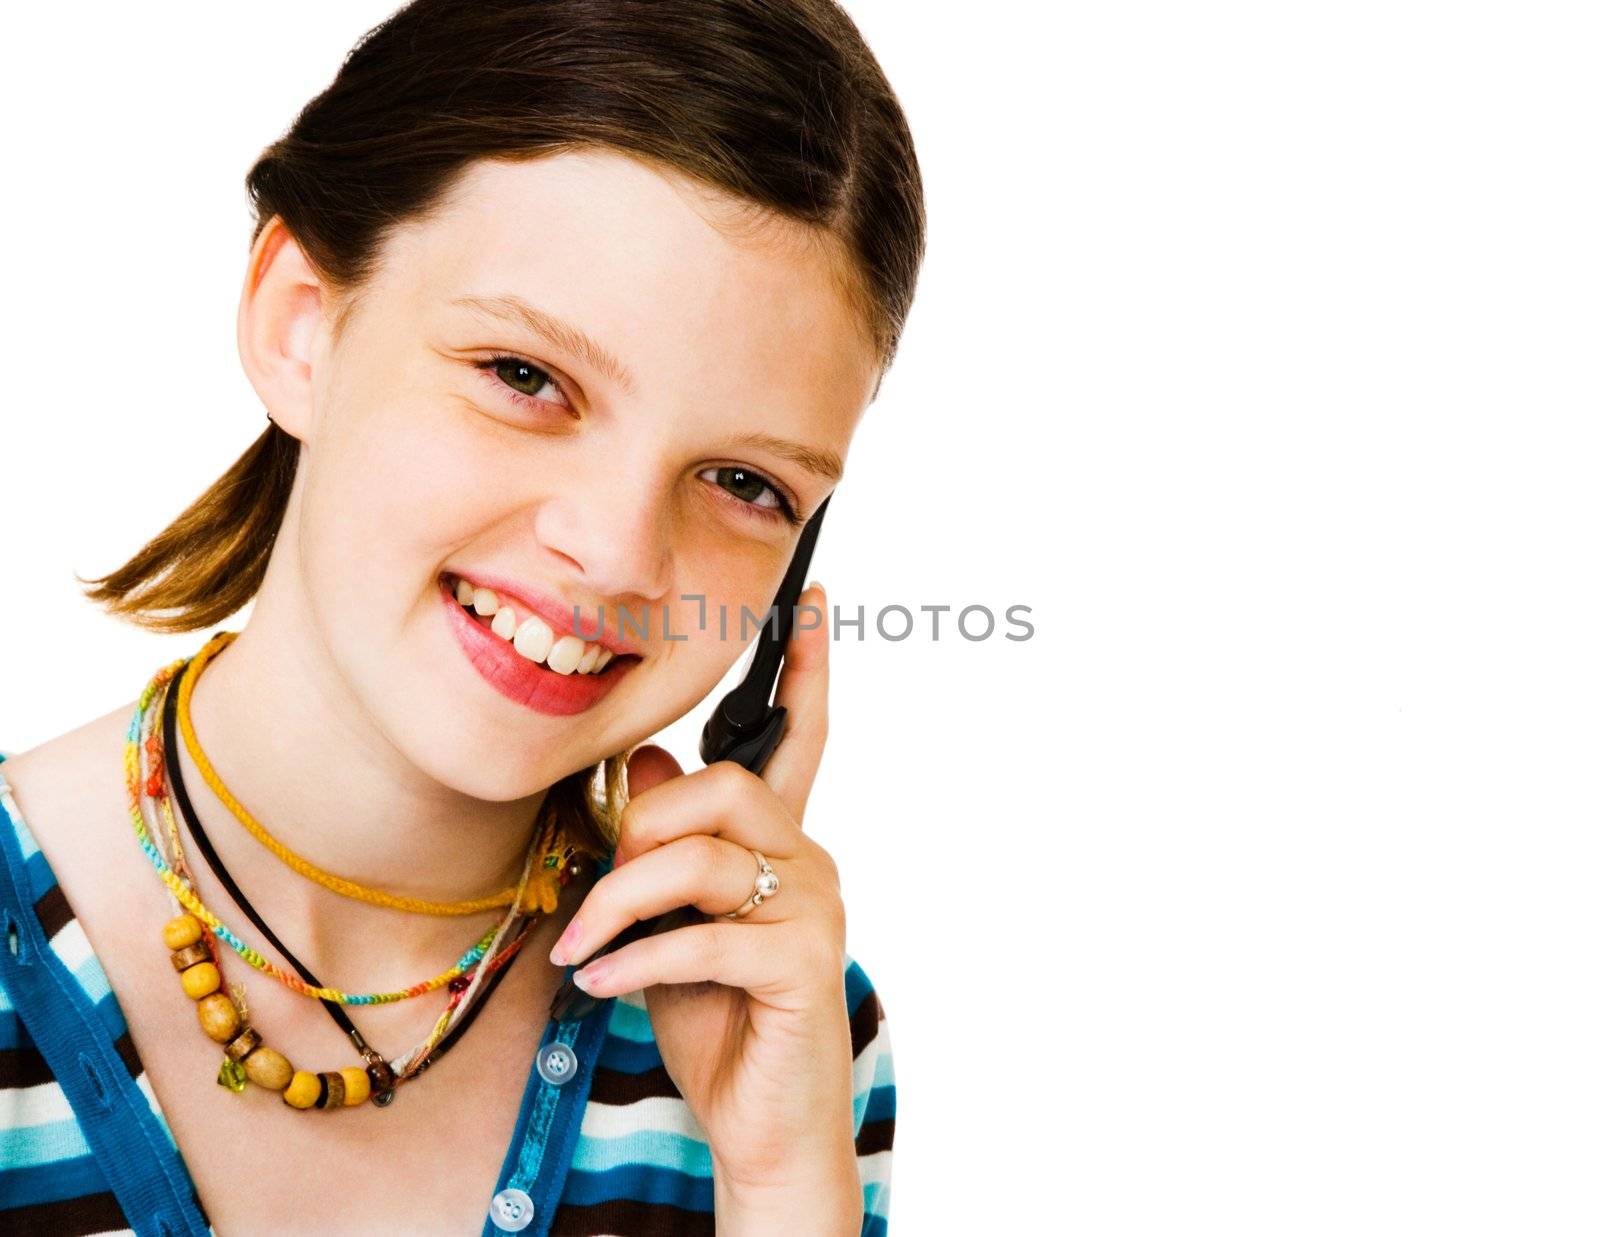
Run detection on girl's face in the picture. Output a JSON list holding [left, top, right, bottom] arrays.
[[266, 150, 878, 799]]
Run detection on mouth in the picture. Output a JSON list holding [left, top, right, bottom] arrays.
[[439, 572, 642, 715]]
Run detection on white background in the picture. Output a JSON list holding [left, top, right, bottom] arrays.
[[2, 2, 1597, 1232]]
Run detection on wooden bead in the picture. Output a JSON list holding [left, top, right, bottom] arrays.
[[170, 942, 211, 971], [366, 1058, 397, 1094], [179, 962, 221, 999], [243, 1046, 294, 1091], [195, 992, 240, 1043], [316, 1070, 346, 1109], [338, 1066, 370, 1106], [224, 1027, 262, 1062], [282, 1070, 321, 1109], [162, 914, 203, 950]]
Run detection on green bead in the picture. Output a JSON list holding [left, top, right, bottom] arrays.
[[217, 1056, 247, 1093]]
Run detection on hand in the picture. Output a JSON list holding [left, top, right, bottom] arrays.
[[548, 583, 862, 1233]]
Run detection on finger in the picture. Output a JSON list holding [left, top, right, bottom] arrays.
[[571, 919, 827, 1006], [758, 581, 830, 827], [552, 836, 797, 967], [612, 758, 799, 868]]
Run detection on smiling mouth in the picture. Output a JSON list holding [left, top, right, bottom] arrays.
[[441, 573, 640, 677]]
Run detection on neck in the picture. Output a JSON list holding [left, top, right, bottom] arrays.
[[171, 606, 560, 985]]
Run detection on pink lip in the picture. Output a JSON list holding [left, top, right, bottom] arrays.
[[439, 578, 639, 716], [443, 570, 647, 657]]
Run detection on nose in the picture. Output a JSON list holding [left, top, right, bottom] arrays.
[[531, 478, 672, 605]]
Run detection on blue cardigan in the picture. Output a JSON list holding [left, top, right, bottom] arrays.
[[0, 753, 895, 1234]]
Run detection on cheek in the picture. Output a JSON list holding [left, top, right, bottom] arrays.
[[311, 397, 510, 567], [288, 417, 471, 665], [662, 547, 789, 666]]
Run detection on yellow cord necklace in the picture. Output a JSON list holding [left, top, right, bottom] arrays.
[[177, 631, 559, 916]]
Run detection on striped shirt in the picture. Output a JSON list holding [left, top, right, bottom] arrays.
[[0, 753, 895, 1234]]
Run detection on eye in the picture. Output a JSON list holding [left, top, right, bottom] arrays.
[[474, 354, 574, 414], [698, 465, 802, 526]]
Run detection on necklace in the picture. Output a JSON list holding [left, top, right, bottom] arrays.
[[136, 665, 537, 1107], [176, 631, 556, 916], [131, 658, 550, 1006], [129, 648, 584, 1109], [157, 659, 530, 1104]]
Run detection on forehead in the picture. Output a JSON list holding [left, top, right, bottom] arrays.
[[369, 150, 877, 428]]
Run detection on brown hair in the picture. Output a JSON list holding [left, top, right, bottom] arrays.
[[79, 0, 926, 851]]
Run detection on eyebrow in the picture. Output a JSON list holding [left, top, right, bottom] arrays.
[[724, 431, 844, 484], [450, 292, 638, 395], [450, 291, 843, 484]]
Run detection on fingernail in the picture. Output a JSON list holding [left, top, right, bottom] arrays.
[[549, 916, 582, 966], [573, 959, 609, 993]]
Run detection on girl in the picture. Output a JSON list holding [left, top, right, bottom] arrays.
[[0, 0, 923, 1233]]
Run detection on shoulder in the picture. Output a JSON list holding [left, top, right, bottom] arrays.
[[0, 702, 184, 1055], [0, 722, 181, 1235], [842, 951, 895, 1147], [0, 702, 142, 901], [844, 951, 891, 1063], [843, 953, 897, 1237], [0, 702, 148, 1015]]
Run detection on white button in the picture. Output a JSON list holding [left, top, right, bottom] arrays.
[[537, 1041, 578, 1086], [489, 1187, 535, 1232]]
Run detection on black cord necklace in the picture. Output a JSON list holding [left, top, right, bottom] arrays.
[[159, 657, 529, 1107]]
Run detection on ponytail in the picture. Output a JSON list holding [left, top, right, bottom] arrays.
[[78, 421, 299, 633]]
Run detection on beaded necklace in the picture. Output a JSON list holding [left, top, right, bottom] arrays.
[[137, 668, 536, 1106], [157, 661, 532, 1103], [130, 665, 525, 1006], [130, 647, 585, 1110]]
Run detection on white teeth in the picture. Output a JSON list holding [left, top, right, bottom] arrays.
[[453, 576, 619, 673], [512, 613, 555, 663], [545, 634, 586, 675]]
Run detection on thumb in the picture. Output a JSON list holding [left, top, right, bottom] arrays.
[[760, 582, 830, 827], [624, 743, 685, 798], [611, 744, 685, 867]]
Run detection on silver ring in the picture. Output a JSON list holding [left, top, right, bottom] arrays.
[[723, 849, 779, 919]]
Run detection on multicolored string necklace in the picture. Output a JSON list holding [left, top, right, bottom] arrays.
[[136, 667, 538, 1107], [157, 660, 534, 1104], [129, 646, 586, 1110], [131, 672, 524, 1007]]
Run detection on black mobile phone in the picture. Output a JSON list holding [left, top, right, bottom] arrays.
[[549, 493, 832, 1021]]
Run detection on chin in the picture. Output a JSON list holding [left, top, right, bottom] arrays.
[[385, 711, 579, 802]]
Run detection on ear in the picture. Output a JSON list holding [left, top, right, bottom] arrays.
[[236, 216, 330, 444]]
